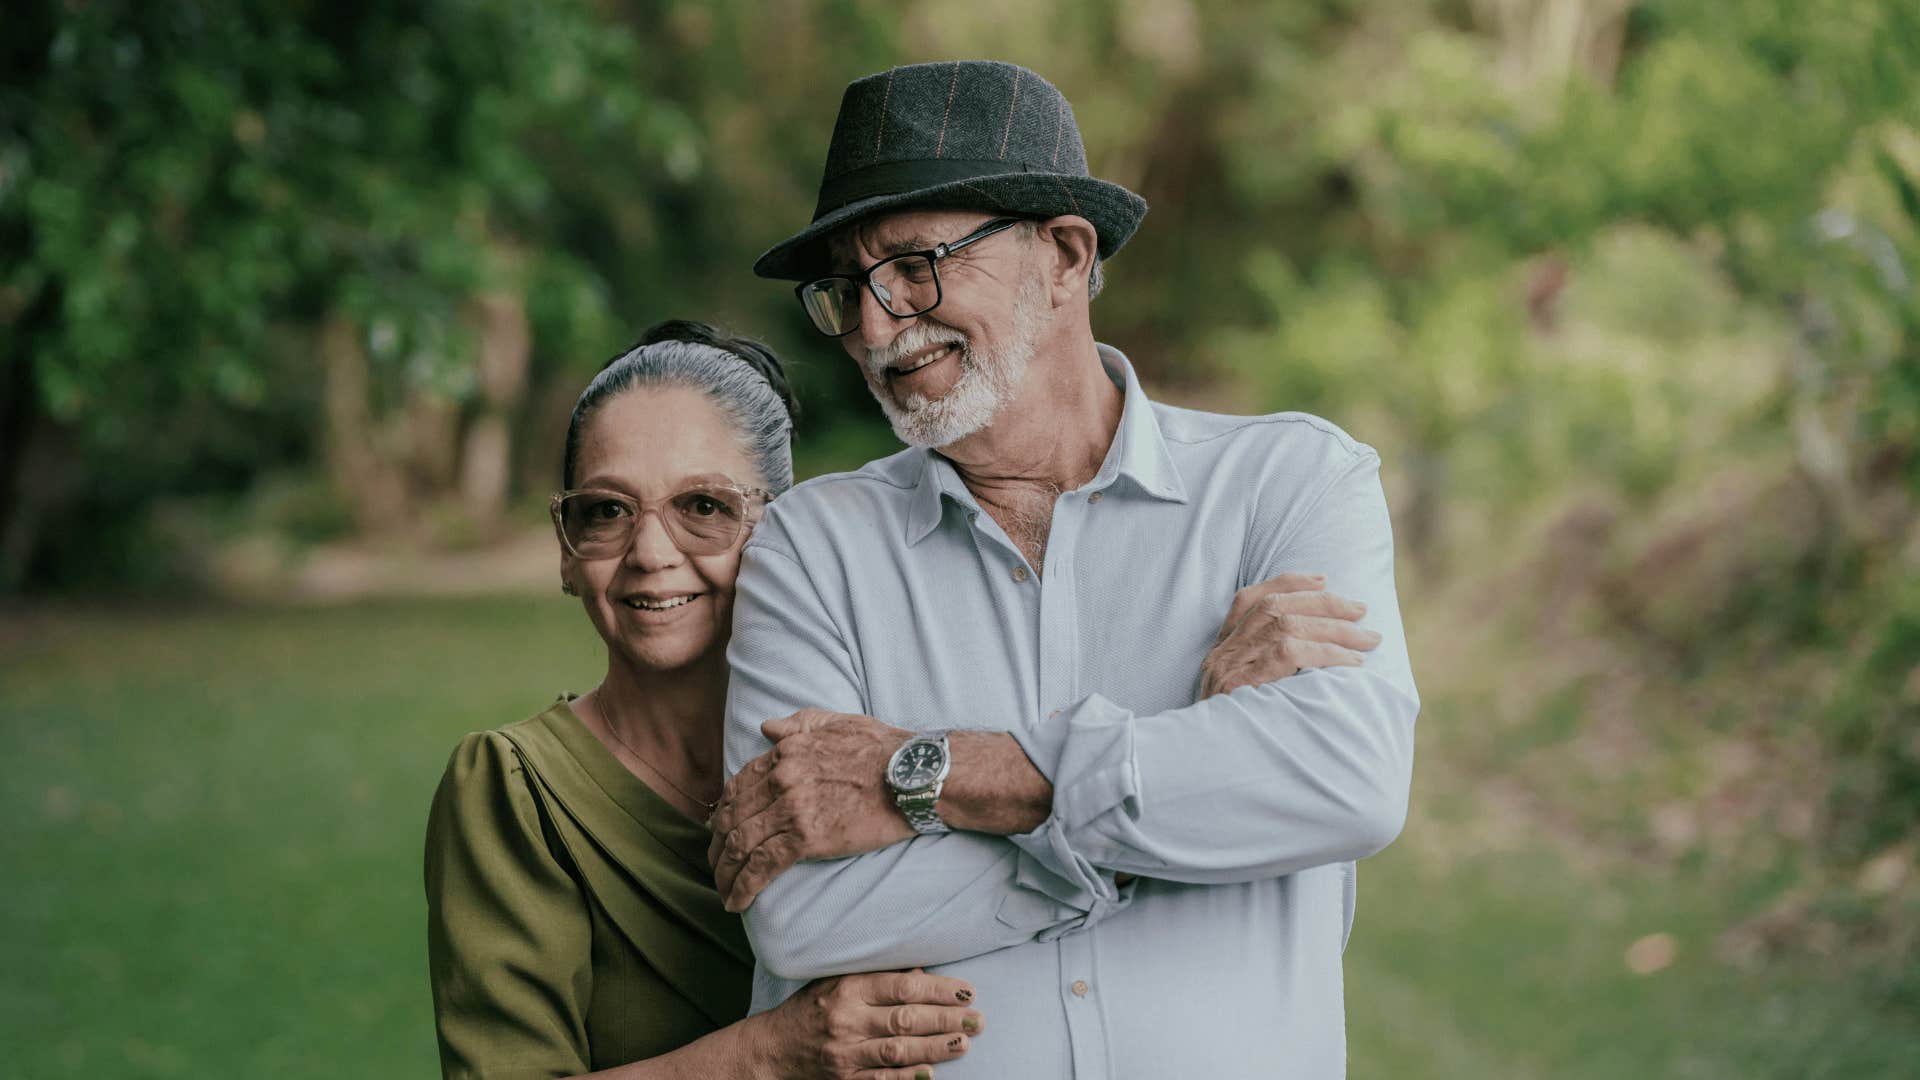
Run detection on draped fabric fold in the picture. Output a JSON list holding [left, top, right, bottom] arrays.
[[499, 700, 753, 1028], [425, 697, 752, 1076]]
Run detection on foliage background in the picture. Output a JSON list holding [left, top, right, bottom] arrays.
[[3, 0, 1917, 1076]]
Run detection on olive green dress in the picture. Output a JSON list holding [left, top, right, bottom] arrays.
[[424, 697, 753, 1079]]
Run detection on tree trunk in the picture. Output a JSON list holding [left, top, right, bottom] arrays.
[[1475, 0, 1636, 87], [1400, 447, 1447, 582], [459, 291, 531, 534], [0, 287, 68, 594], [320, 315, 408, 534], [0, 350, 47, 592]]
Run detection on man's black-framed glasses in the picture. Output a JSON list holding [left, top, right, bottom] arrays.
[[794, 217, 1025, 338]]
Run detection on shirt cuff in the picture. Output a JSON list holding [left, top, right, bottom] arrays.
[[994, 848, 1135, 940], [1006, 693, 1145, 898]]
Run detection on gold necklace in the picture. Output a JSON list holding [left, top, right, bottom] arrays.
[[594, 709, 720, 813]]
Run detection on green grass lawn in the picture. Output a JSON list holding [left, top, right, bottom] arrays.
[[3, 597, 1913, 1077]]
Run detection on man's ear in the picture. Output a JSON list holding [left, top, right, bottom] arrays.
[[1037, 215, 1100, 306]]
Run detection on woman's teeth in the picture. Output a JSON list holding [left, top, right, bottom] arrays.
[[625, 595, 696, 611]]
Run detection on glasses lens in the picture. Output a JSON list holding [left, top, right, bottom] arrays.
[[664, 486, 751, 554], [870, 255, 939, 316], [800, 278, 860, 336], [558, 491, 636, 558]]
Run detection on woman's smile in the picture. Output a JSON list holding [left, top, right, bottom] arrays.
[[617, 590, 706, 620]]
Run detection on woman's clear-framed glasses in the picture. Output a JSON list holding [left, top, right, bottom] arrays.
[[550, 482, 772, 559], [794, 217, 1025, 338]]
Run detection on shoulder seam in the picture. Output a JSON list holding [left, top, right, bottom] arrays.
[[743, 536, 806, 566], [1159, 410, 1372, 458], [791, 468, 918, 494]]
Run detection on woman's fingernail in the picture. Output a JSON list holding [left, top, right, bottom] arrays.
[[955, 988, 973, 1003], [949, 1035, 965, 1050], [962, 1015, 979, 1034], [1355, 601, 1367, 613], [916, 1069, 933, 1080]]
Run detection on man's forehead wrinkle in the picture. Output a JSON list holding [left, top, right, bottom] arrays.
[[828, 211, 983, 270]]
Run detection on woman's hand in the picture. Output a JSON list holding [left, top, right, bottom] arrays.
[[756, 969, 982, 1080], [708, 709, 916, 912], [1198, 572, 1381, 697]]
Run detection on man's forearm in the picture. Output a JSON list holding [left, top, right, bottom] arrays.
[[937, 730, 1052, 835]]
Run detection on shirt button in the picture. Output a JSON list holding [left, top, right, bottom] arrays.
[[1087, 491, 1103, 504], [967, 510, 979, 523], [1070, 979, 1090, 997], [1012, 566, 1029, 582]]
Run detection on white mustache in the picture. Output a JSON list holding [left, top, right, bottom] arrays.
[[864, 324, 968, 380]]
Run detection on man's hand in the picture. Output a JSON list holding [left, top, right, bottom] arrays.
[[1198, 572, 1381, 697], [709, 709, 917, 913]]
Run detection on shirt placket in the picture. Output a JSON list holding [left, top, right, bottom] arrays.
[[1034, 488, 1112, 1080]]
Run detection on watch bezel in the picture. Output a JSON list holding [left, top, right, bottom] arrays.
[[886, 732, 952, 796]]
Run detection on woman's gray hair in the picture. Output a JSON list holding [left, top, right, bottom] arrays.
[[562, 320, 797, 495]]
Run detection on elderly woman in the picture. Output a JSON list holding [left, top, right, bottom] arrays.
[[425, 321, 981, 1080]]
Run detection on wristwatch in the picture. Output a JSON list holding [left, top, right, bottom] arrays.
[[885, 731, 953, 835]]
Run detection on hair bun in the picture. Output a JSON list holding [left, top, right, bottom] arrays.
[[637, 319, 799, 426]]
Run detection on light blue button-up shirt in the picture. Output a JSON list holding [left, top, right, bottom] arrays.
[[724, 345, 1419, 1079]]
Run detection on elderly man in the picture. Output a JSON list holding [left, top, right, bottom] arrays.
[[711, 61, 1418, 1078]]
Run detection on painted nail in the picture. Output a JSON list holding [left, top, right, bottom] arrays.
[[955, 988, 973, 1003], [949, 1035, 964, 1050], [916, 1069, 933, 1080], [962, 1015, 979, 1034]]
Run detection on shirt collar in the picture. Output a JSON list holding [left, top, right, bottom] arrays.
[[903, 343, 1189, 547]]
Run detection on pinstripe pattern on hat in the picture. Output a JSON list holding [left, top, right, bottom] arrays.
[[753, 60, 1148, 281]]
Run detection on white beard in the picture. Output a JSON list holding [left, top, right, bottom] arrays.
[[862, 280, 1047, 449]]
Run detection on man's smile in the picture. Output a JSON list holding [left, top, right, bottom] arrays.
[[888, 341, 957, 377]]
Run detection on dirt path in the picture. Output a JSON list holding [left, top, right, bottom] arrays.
[[265, 527, 558, 602]]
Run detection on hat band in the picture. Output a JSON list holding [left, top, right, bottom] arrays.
[[815, 159, 1039, 219]]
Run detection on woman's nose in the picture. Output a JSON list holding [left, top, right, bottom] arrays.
[[624, 508, 685, 571]]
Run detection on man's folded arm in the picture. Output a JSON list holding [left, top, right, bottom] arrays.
[[724, 537, 1126, 982], [999, 448, 1419, 889]]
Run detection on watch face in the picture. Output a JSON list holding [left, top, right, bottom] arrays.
[[891, 740, 946, 792]]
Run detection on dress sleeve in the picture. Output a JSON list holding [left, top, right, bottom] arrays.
[[425, 731, 594, 1079]]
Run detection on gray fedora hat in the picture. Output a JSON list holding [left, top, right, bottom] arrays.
[[753, 60, 1149, 281]]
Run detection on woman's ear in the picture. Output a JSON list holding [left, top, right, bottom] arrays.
[[555, 522, 579, 595]]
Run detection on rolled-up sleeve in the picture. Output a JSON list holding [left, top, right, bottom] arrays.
[[725, 527, 1118, 984], [1007, 449, 1419, 884]]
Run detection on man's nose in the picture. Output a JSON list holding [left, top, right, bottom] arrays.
[[624, 508, 685, 572], [853, 282, 908, 354]]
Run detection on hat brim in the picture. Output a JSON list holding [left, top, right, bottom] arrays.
[[752, 172, 1147, 281]]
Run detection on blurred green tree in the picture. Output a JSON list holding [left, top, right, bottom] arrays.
[[1, 0, 695, 586]]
